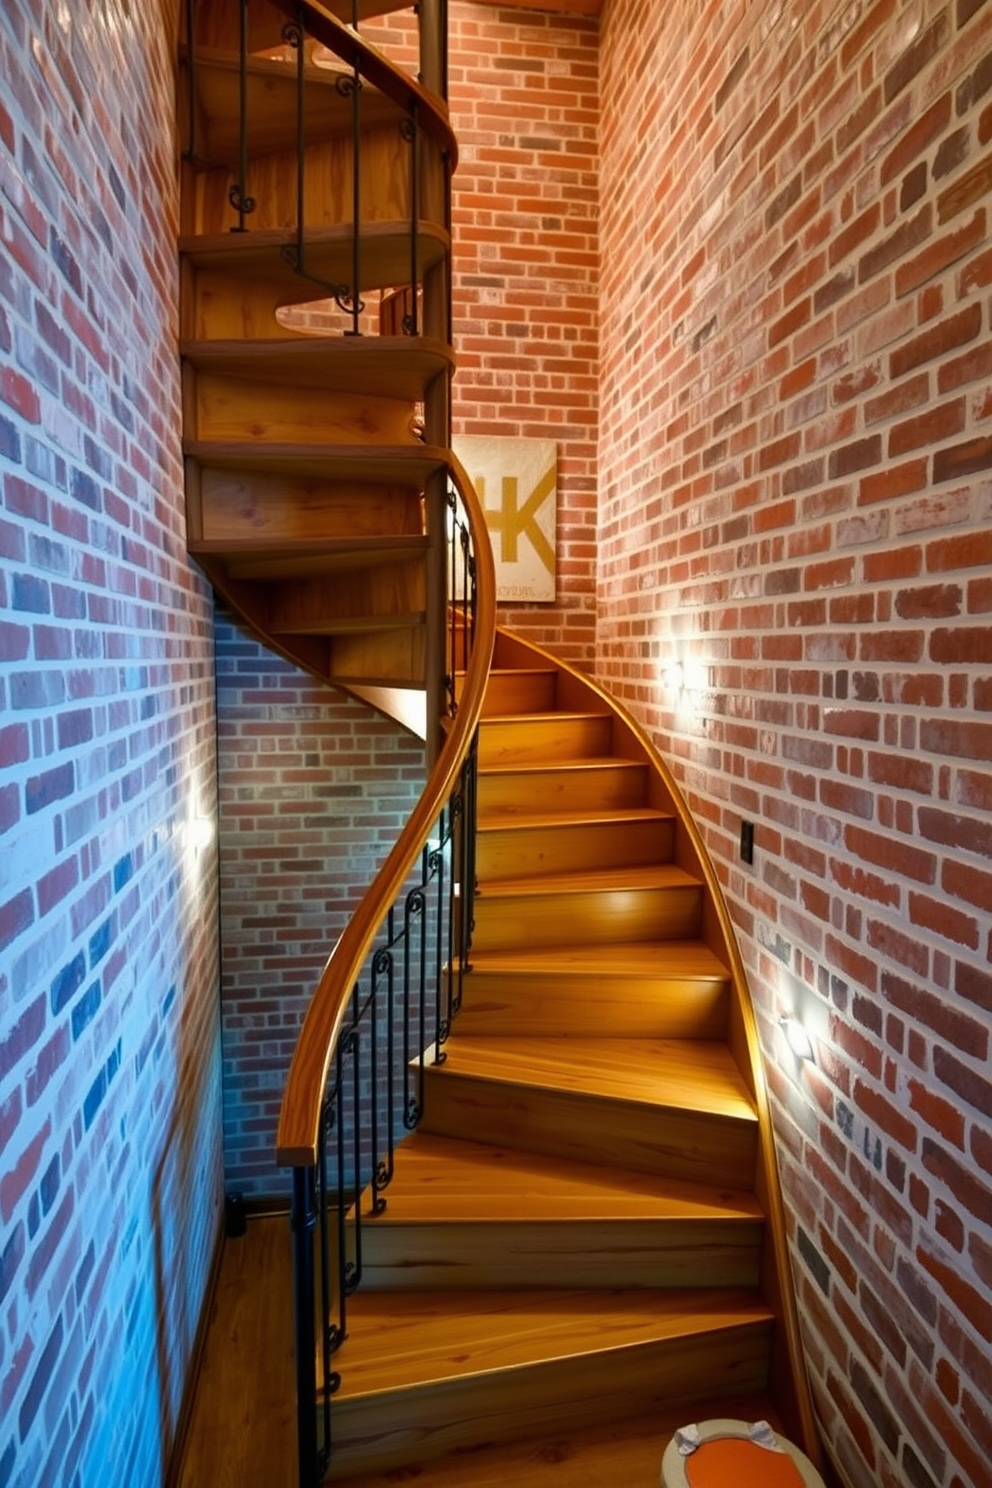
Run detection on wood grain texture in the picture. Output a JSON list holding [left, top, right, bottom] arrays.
[[181, 47, 403, 165], [477, 757, 651, 814], [327, 1395, 784, 1488], [476, 808, 676, 880], [174, 1217, 297, 1488], [327, 1289, 773, 1474], [471, 865, 704, 951], [459, 666, 559, 716], [476, 712, 614, 766], [360, 1134, 763, 1290], [453, 939, 730, 1039], [419, 1039, 758, 1187]]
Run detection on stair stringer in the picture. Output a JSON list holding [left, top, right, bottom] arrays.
[[488, 625, 824, 1470]]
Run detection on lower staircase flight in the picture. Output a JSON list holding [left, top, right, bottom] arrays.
[[313, 627, 823, 1485]]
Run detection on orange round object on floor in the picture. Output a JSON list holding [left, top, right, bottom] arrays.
[[685, 1437, 807, 1488]]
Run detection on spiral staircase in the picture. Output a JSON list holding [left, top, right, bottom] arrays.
[[178, 1, 824, 1483]]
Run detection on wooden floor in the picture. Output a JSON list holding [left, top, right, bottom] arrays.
[[173, 1215, 788, 1488], [175, 1214, 298, 1488]]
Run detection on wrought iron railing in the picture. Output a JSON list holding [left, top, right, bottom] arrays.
[[181, 0, 456, 336], [279, 463, 494, 1487]]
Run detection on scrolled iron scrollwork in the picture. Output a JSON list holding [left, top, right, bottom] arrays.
[[326, 1322, 345, 1358], [404, 1096, 421, 1131], [228, 183, 256, 218], [372, 946, 393, 979], [281, 19, 303, 47], [334, 284, 366, 318], [405, 885, 426, 919]]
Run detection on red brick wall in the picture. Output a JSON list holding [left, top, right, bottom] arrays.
[[365, 3, 600, 665], [0, 2, 223, 1483], [598, 2, 992, 1485], [448, 2, 600, 665], [215, 615, 426, 1198]]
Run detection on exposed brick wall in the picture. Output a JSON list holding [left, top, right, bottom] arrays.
[[598, 2, 992, 1485], [215, 612, 426, 1199], [0, 2, 223, 1484], [447, 2, 601, 667], [367, 2, 601, 667]]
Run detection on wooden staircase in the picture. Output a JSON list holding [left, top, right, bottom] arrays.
[[316, 630, 821, 1484], [177, 2, 822, 1483], [179, 0, 455, 728]]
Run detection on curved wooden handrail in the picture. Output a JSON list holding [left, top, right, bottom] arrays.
[[270, 0, 458, 166], [483, 627, 824, 1469], [276, 452, 495, 1168]]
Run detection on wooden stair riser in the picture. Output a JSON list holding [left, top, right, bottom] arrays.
[[327, 1318, 773, 1477], [329, 1326, 773, 1473], [476, 713, 613, 768], [476, 814, 676, 882], [180, 227, 450, 341], [325, 1394, 800, 1488], [471, 881, 703, 952], [188, 372, 420, 447], [193, 467, 424, 545], [477, 760, 651, 815], [457, 668, 558, 716], [190, 129, 421, 238], [264, 560, 425, 633], [327, 625, 426, 686], [358, 1216, 763, 1291], [419, 1070, 758, 1188], [451, 966, 730, 1040], [180, 49, 405, 167]]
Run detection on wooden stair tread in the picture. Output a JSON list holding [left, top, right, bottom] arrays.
[[476, 862, 701, 898], [332, 1287, 773, 1398], [268, 611, 424, 635], [327, 1394, 784, 1488], [190, 535, 429, 580], [480, 709, 610, 726], [184, 440, 448, 483], [477, 805, 673, 832], [179, 220, 450, 289], [368, 1133, 761, 1222], [462, 939, 730, 980], [478, 755, 644, 778], [180, 335, 454, 400], [433, 1037, 758, 1121]]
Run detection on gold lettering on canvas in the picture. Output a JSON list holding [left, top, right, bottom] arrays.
[[453, 437, 557, 602]]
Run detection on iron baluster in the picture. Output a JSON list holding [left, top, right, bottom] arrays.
[[290, 1165, 328, 1488], [446, 486, 457, 715], [338, 47, 364, 334], [384, 909, 397, 1192], [332, 1044, 353, 1347], [282, 10, 306, 275], [402, 875, 426, 1129], [432, 813, 447, 1061], [346, 1024, 363, 1295], [401, 105, 420, 335], [418, 843, 429, 1102], [229, 0, 257, 229]]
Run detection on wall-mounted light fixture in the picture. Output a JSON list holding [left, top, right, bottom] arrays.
[[190, 815, 215, 853], [779, 1015, 815, 1063]]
